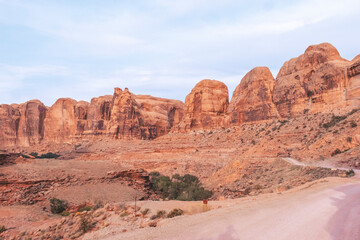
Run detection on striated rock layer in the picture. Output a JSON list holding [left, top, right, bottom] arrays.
[[1, 42, 360, 146]]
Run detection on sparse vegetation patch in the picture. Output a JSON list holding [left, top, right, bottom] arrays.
[[149, 172, 212, 201]]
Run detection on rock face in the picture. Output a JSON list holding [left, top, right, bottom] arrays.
[[273, 43, 350, 117], [176, 79, 229, 131], [0, 104, 20, 146], [1, 42, 360, 146], [229, 67, 279, 124], [0, 88, 184, 147], [346, 55, 360, 102], [43, 98, 79, 143], [17, 100, 47, 146]]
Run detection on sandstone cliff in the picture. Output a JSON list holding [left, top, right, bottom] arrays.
[[1, 42, 360, 146], [0, 88, 184, 147], [273, 43, 351, 117], [229, 67, 279, 124], [176, 79, 229, 131]]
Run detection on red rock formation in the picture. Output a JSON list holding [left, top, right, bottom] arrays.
[[1, 42, 360, 147], [108, 88, 142, 139], [17, 100, 47, 146], [229, 67, 279, 124], [346, 55, 360, 103], [176, 79, 229, 131], [273, 43, 349, 117], [85, 95, 113, 136], [44, 98, 78, 143], [135, 95, 184, 137], [0, 104, 20, 146]]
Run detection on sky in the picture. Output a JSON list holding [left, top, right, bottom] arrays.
[[0, 0, 360, 106]]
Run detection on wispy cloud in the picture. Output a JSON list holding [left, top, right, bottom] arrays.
[[0, 0, 359, 105]]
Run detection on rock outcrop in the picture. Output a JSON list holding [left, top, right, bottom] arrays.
[[0, 88, 184, 147], [1, 42, 360, 146], [229, 67, 279, 124], [273, 43, 350, 117], [0, 104, 20, 146], [176, 79, 229, 131], [17, 100, 47, 146], [44, 98, 79, 143], [346, 55, 360, 102]]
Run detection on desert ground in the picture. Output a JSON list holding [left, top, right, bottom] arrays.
[[1, 124, 359, 239]]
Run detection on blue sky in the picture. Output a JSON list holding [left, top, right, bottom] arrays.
[[0, 0, 360, 106]]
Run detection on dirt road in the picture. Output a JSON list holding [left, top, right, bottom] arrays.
[[93, 177, 360, 240]]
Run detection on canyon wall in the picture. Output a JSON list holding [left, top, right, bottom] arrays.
[[1, 42, 360, 146], [0, 88, 184, 146]]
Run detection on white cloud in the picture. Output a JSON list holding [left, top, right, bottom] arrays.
[[0, 64, 69, 91]]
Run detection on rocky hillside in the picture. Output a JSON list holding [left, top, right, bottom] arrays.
[[1, 43, 359, 147]]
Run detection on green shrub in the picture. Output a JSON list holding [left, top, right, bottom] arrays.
[[150, 210, 166, 220], [50, 198, 68, 214], [40, 152, 60, 159], [60, 210, 70, 216], [149, 172, 212, 201], [26, 152, 60, 159], [79, 206, 92, 212], [0, 225, 6, 233], [141, 208, 150, 216], [167, 209, 184, 218]]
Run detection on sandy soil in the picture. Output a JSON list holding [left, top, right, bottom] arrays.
[[84, 177, 360, 240]]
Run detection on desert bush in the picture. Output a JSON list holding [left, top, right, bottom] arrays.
[[40, 152, 60, 159], [0, 225, 6, 233], [141, 208, 150, 216], [331, 148, 342, 156], [346, 169, 355, 177], [50, 198, 68, 214], [60, 210, 70, 216], [79, 206, 92, 212], [347, 137, 352, 143], [350, 121, 357, 128], [79, 215, 92, 233], [323, 115, 347, 128], [26, 152, 60, 159], [93, 200, 103, 210], [167, 208, 184, 218], [149, 172, 212, 201], [150, 210, 166, 220]]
